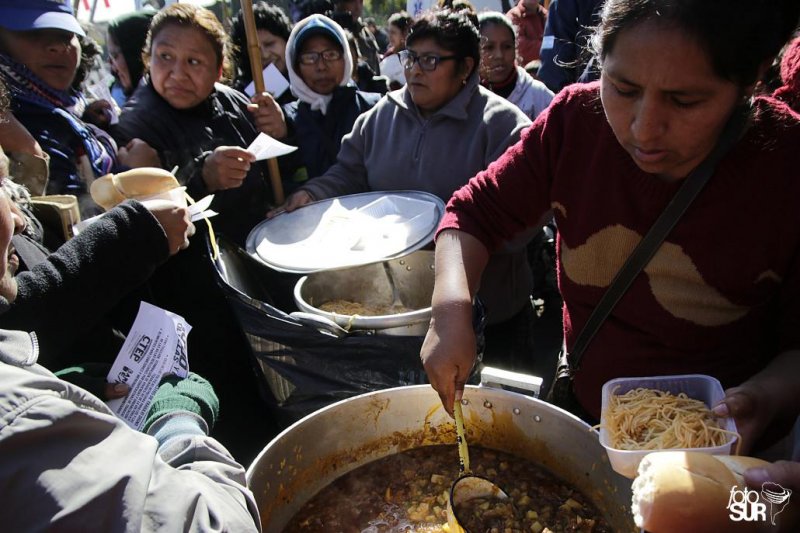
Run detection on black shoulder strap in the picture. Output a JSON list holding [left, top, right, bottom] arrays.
[[567, 106, 750, 373]]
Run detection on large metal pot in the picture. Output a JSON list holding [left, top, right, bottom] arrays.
[[247, 385, 635, 532], [293, 250, 434, 336]]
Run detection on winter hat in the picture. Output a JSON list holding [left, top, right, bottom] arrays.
[[285, 14, 353, 114], [0, 0, 85, 36]]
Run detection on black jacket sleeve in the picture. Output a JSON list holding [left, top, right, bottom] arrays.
[[0, 201, 170, 367]]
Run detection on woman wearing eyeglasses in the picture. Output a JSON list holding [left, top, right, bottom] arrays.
[[274, 9, 536, 372], [277, 14, 381, 189]]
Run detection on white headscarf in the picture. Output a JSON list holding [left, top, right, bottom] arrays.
[[285, 14, 354, 115]]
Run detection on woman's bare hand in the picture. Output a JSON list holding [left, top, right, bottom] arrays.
[[248, 92, 287, 140], [266, 189, 313, 218], [713, 382, 773, 455], [420, 302, 477, 418], [83, 99, 114, 130], [140, 198, 195, 255], [201, 146, 256, 192], [117, 138, 161, 168]]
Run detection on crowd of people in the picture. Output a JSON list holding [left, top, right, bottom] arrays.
[[0, 0, 797, 529]]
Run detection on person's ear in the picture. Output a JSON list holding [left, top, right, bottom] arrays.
[[460, 56, 475, 80]]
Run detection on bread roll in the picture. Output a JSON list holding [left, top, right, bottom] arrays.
[[90, 168, 180, 210], [632, 451, 770, 533]]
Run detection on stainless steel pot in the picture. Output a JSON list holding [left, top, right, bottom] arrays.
[[246, 385, 635, 532], [293, 250, 434, 336]]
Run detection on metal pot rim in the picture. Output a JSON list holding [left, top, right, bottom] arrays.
[[246, 384, 635, 532]]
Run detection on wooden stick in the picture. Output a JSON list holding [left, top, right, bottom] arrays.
[[241, 0, 285, 204]]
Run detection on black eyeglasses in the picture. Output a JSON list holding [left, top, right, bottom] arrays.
[[298, 49, 343, 66], [399, 50, 459, 71]]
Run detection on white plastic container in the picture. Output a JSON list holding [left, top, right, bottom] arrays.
[[598, 374, 738, 479]]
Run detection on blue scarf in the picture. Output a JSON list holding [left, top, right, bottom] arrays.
[[0, 53, 116, 177]]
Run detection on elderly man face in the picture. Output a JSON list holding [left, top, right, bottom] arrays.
[[0, 146, 25, 303]]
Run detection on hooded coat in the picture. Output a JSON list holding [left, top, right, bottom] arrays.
[[281, 14, 381, 185]]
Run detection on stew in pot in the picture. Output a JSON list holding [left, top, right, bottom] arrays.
[[284, 444, 611, 532]]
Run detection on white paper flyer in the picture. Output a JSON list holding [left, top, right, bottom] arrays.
[[246, 132, 298, 160], [106, 302, 192, 430]]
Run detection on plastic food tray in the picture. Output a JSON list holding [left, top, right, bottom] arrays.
[[598, 374, 738, 479]]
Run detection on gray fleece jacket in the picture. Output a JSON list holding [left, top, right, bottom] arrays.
[[0, 204, 260, 531], [301, 73, 534, 323]]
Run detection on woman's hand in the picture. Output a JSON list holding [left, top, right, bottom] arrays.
[[266, 189, 314, 218], [713, 383, 773, 455], [55, 363, 130, 401], [420, 303, 477, 417], [713, 350, 800, 455], [140, 198, 195, 255], [117, 138, 161, 168], [82, 99, 113, 130], [0, 111, 44, 157], [745, 460, 800, 492], [247, 92, 287, 140], [201, 146, 256, 192]]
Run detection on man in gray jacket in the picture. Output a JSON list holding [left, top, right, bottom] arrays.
[[0, 144, 261, 531]]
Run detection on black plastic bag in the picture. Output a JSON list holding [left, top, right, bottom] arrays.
[[209, 236, 482, 427]]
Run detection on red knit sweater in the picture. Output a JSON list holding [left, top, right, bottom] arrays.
[[440, 82, 800, 418]]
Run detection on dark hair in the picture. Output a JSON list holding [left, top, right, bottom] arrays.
[[231, 2, 292, 86], [108, 11, 155, 96], [439, 0, 478, 28], [477, 11, 516, 46], [144, 3, 232, 79], [591, 0, 800, 88], [406, 9, 480, 76], [300, 0, 335, 19], [387, 11, 413, 34], [73, 32, 103, 91]]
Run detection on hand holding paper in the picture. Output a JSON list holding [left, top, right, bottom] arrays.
[[106, 302, 192, 430], [202, 146, 256, 191]]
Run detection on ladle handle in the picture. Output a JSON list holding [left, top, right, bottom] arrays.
[[454, 401, 470, 474]]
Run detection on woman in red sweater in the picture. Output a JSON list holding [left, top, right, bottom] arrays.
[[422, 0, 800, 458]]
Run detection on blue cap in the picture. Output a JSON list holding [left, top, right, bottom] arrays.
[[293, 16, 342, 55], [0, 0, 85, 37]]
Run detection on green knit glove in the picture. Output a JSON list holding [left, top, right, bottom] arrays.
[[143, 372, 219, 433]]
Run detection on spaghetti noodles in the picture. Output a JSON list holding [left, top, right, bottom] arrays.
[[601, 387, 739, 451], [319, 299, 410, 316]]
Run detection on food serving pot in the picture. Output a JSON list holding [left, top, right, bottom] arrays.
[[247, 384, 636, 531], [293, 250, 434, 336]]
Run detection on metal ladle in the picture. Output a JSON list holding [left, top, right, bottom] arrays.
[[447, 400, 516, 532]]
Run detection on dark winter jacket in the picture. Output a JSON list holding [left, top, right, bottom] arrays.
[[282, 85, 380, 184], [113, 81, 274, 245], [0, 201, 169, 369]]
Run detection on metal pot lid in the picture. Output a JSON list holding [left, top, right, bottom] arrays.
[[246, 191, 446, 274]]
